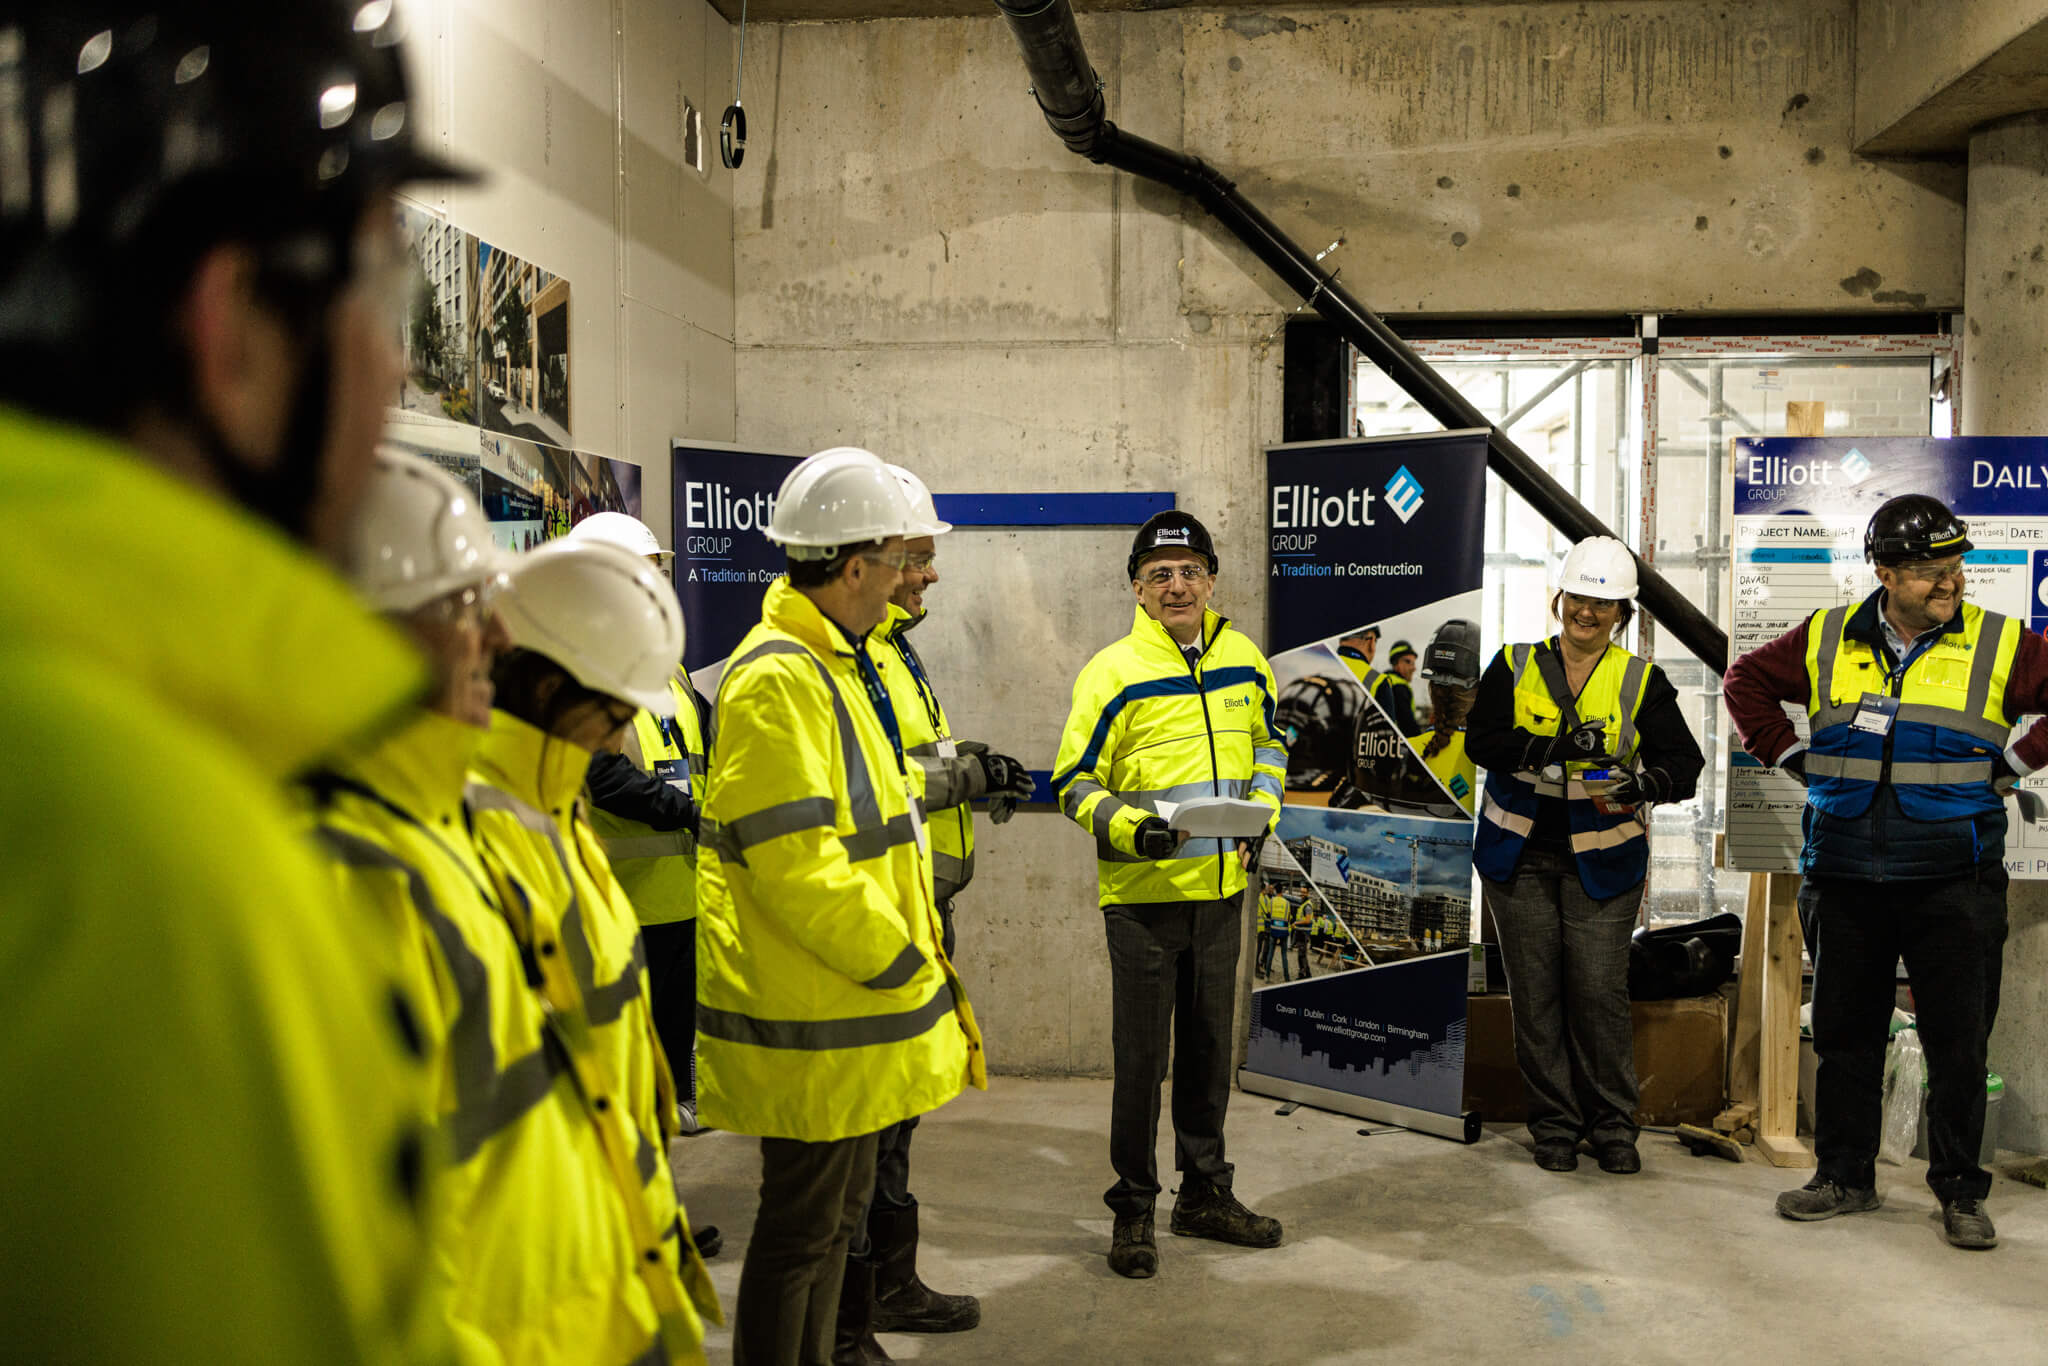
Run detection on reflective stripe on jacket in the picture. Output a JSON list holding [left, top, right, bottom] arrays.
[[1473, 639, 1652, 900], [468, 713, 719, 1341], [1801, 598, 2018, 822], [1052, 605, 1286, 906], [0, 407, 445, 1362], [313, 709, 707, 1365], [589, 673, 707, 925], [695, 579, 986, 1143], [877, 604, 976, 901]]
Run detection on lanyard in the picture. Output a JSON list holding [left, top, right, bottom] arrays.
[[894, 632, 946, 733], [850, 637, 907, 774]]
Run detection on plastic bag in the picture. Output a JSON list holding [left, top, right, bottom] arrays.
[[1880, 1027, 1926, 1165]]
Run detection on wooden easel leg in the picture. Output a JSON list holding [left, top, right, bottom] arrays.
[[1755, 874, 1814, 1168]]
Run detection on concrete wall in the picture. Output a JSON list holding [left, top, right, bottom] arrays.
[[731, 0, 1968, 1074], [403, 0, 738, 541]]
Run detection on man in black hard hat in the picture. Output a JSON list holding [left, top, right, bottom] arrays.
[[0, 4, 480, 1357], [1051, 509, 1288, 1279], [1726, 493, 2048, 1251], [1372, 639, 1425, 737]]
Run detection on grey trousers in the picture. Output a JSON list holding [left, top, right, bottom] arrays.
[[733, 1130, 881, 1366], [1481, 847, 1641, 1146], [1103, 897, 1241, 1217]]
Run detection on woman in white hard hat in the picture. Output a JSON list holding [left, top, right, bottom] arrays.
[[466, 538, 723, 1360], [1465, 536, 1704, 1176], [313, 453, 710, 1365]]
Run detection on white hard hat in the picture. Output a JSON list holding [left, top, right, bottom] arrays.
[[568, 510, 671, 560], [348, 448, 509, 613], [496, 540, 684, 716], [886, 463, 952, 536], [1557, 536, 1639, 600], [764, 446, 919, 561]]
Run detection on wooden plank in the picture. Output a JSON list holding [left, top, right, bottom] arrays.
[[1785, 401, 1827, 437], [1756, 874, 1814, 1166], [1726, 871, 1770, 1108]]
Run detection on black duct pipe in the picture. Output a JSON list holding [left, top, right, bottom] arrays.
[[993, 0, 1729, 675]]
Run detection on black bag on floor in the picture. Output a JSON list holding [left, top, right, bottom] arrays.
[[1628, 912, 1743, 1000]]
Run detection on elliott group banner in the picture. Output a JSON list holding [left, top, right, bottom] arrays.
[[671, 443, 803, 691], [1727, 436, 2048, 876], [1242, 431, 1490, 1139]]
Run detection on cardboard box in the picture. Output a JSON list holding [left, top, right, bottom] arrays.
[[1463, 992, 1728, 1126]]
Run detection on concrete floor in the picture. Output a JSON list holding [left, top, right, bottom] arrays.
[[671, 1077, 2047, 1364]]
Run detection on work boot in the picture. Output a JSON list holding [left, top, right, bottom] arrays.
[[832, 1256, 892, 1366], [690, 1224, 721, 1259], [1108, 1211, 1157, 1279], [1532, 1139, 1579, 1172], [1941, 1198, 1998, 1250], [870, 1204, 980, 1332], [1169, 1179, 1282, 1248], [1775, 1178, 1881, 1221], [1595, 1140, 1641, 1175]]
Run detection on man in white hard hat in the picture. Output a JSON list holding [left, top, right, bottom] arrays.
[[832, 466, 1034, 1358], [696, 447, 986, 1366], [571, 515, 723, 1170]]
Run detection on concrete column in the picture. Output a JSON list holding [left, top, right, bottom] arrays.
[[1964, 110, 2048, 1156]]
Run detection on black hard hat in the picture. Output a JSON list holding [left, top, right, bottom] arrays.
[[1128, 510, 1218, 580], [1864, 494, 1972, 565], [1386, 639, 1417, 663], [1421, 619, 1483, 688]]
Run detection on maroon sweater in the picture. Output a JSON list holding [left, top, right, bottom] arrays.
[[1723, 603, 2048, 774]]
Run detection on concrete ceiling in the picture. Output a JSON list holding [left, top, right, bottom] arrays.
[[707, 0, 1563, 26]]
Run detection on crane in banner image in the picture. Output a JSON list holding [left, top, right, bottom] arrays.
[[1383, 830, 1470, 950]]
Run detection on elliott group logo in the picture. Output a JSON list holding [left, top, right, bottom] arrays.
[[1384, 466, 1425, 523], [1840, 448, 1872, 483]]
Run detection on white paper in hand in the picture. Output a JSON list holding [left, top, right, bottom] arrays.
[[1156, 796, 1272, 839]]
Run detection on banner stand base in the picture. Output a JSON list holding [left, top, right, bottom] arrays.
[[1238, 1067, 1481, 1144]]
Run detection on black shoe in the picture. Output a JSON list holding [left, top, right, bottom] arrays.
[[1532, 1139, 1579, 1172], [1169, 1181, 1283, 1248], [1775, 1178, 1881, 1221], [690, 1224, 722, 1260], [1595, 1140, 1641, 1175], [1108, 1212, 1157, 1279], [869, 1204, 980, 1332], [1941, 1198, 1998, 1250]]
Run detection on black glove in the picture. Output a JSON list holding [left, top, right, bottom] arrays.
[[975, 750, 1037, 802], [1548, 719, 1613, 764], [1778, 750, 1810, 787], [1238, 834, 1267, 872], [1134, 816, 1181, 860], [1603, 767, 1670, 806]]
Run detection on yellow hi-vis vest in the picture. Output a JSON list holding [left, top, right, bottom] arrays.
[[876, 604, 976, 902], [695, 580, 986, 1142], [0, 406, 445, 1365], [589, 672, 708, 925], [1473, 639, 1651, 900], [1053, 605, 1287, 907], [1410, 727, 1476, 815], [1801, 599, 2018, 821], [468, 714, 719, 1341], [311, 709, 707, 1366]]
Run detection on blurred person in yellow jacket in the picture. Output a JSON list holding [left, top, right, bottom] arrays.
[[697, 447, 986, 1366], [570, 514, 722, 1183], [312, 453, 714, 1366], [465, 540, 722, 1349], [0, 5, 476, 1361], [833, 466, 1032, 1357], [1290, 899, 1317, 980], [1052, 510, 1288, 1280]]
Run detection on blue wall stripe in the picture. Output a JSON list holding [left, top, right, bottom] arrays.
[[933, 492, 1175, 527]]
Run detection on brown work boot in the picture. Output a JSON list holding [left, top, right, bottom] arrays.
[[1107, 1211, 1157, 1279], [1169, 1179, 1282, 1248]]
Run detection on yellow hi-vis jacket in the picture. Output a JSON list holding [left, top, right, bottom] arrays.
[[876, 603, 978, 902], [0, 407, 446, 1363], [311, 709, 710, 1366], [696, 579, 986, 1142], [589, 672, 708, 925], [468, 714, 718, 1339], [1053, 605, 1287, 906]]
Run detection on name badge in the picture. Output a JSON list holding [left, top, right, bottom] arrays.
[[652, 758, 691, 796], [936, 738, 958, 759], [1850, 692, 1899, 736]]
